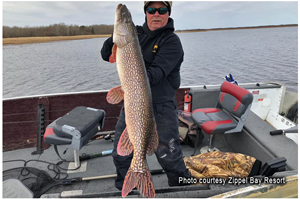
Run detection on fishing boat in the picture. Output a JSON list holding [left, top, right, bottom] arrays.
[[3, 81, 298, 198]]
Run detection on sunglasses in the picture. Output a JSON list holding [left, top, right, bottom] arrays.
[[146, 7, 168, 15]]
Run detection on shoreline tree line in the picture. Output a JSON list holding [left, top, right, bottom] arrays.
[[3, 23, 297, 38], [3, 23, 114, 38]]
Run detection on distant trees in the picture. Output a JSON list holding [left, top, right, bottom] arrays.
[[3, 23, 113, 38]]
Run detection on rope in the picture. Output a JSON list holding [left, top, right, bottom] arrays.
[[3, 158, 77, 180]]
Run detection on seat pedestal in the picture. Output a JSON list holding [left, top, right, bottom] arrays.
[[200, 134, 219, 154], [74, 149, 80, 168], [200, 146, 219, 154]]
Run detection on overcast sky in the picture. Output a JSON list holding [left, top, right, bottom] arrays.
[[2, 1, 298, 30]]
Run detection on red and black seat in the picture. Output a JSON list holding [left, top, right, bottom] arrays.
[[43, 106, 105, 166], [191, 81, 253, 154]]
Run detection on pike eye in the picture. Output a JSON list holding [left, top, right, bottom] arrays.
[[125, 18, 131, 23]]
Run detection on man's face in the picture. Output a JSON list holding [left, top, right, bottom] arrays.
[[146, 2, 169, 31]]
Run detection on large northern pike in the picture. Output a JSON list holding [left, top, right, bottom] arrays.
[[106, 4, 158, 198]]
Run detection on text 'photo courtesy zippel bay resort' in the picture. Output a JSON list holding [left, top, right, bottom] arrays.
[[2, 1, 298, 198]]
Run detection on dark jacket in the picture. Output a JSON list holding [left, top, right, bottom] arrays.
[[101, 18, 183, 104]]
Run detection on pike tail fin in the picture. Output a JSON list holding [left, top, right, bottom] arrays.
[[122, 167, 155, 198]]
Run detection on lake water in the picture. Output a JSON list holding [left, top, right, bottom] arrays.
[[3, 27, 298, 99]]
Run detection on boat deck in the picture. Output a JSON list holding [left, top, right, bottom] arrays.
[[3, 126, 240, 198], [4, 108, 299, 198], [3, 111, 298, 198]]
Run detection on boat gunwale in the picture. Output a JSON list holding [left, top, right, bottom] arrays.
[[3, 82, 284, 101]]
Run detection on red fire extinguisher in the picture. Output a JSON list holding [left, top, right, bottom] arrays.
[[184, 90, 192, 112]]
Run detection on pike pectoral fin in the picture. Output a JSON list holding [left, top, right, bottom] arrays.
[[147, 124, 159, 155], [106, 86, 124, 104], [122, 168, 155, 198], [117, 127, 133, 156], [109, 44, 117, 63]]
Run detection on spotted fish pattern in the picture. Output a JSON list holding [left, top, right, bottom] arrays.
[[106, 4, 158, 198]]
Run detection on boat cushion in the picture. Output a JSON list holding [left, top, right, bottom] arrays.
[[43, 133, 72, 145], [219, 81, 253, 117], [43, 106, 105, 147], [192, 108, 237, 134], [53, 106, 105, 138]]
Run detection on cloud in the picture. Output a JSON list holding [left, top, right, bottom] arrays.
[[2, 1, 298, 29]]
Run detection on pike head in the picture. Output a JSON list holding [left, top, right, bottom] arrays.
[[113, 4, 137, 48]]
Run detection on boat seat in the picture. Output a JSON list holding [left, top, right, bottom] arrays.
[[191, 81, 253, 154], [43, 106, 105, 166]]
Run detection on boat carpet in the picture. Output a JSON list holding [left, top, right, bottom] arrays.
[[225, 111, 297, 170], [3, 129, 238, 197], [245, 111, 298, 170]]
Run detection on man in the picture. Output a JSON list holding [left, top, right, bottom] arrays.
[[101, 1, 190, 190]]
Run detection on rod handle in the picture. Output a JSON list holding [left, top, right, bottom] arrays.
[[150, 169, 164, 175], [270, 130, 283, 135]]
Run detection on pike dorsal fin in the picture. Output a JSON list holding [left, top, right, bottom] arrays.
[[109, 44, 117, 63], [117, 127, 133, 156], [147, 123, 158, 155], [106, 86, 124, 104]]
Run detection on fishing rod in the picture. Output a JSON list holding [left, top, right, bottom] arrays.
[[270, 126, 298, 135], [90, 131, 115, 141], [79, 149, 113, 161], [78, 131, 115, 161], [36, 167, 164, 197], [68, 169, 165, 183], [3, 163, 165, 198]]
